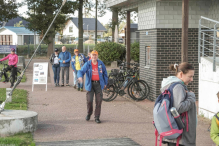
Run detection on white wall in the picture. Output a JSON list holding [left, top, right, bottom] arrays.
[[199, 57, 219, 119], [63, 20, 78, 38], [0, 29, 17, 45]]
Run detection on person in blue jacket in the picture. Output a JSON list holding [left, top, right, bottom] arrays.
[[71, 49, 87, 91], [78, 50, 108, 124], [58, 46, 71, 87]]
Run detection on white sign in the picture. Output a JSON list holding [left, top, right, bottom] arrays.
[[32, 62, 48, 91]]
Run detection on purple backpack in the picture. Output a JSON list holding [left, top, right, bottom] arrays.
[[153, 83, 183, 146]]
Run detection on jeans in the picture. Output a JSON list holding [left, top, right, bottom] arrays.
[[86, 82, 103, 119], [74, 70, 83, 88], [73, 71, 77, 86], [52, 64, 60, 84], [61, 67, 69, 84]]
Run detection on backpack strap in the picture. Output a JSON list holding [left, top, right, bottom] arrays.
[[214, 112, 219, 127], [155, 129, 159, 146], [168, 82, 182, 108], [176, 135, 182, 146]]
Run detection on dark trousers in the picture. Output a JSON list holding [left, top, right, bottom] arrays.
[[52, 64, 60, 84], [4, 66, 17, 86], [86, 82, 103, 119], [61, 67, 69, 84]]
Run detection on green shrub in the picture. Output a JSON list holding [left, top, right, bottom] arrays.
[[131, 41, 139, 62], [94, 42, 126, 65]]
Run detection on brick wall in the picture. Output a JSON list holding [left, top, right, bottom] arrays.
[[140, 28, 199, 100], [139, 29, 157, 99]]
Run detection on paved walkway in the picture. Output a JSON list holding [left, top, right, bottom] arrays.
[[0, 59, 215, 146]]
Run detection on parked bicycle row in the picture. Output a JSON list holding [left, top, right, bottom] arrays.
[[103, 60, 152, 102]]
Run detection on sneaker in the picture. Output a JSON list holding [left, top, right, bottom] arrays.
[[77, 88, 80, 91], [73, 85, 76, 89], [55, 84, 57, 87], [57, 84, 60, 87], [80, 88, 83, 92], [61, 84, 64, 87], [66, 84, 70, 87]]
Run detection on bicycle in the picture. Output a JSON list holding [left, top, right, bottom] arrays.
[[103, 62, 149, 101], [0, 62, 21, 85]]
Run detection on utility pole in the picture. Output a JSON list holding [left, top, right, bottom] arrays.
[[181, 0, 189, 62], [95, 0, 98, 45]]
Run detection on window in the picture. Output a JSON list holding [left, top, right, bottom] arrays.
[[145, 46, 151, 66], [0, 35, 13, 45], [69, 26, 73, 33]]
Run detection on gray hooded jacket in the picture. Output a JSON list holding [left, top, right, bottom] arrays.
[[161, 76, 197, 146]]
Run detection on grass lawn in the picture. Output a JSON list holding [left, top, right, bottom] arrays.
[[0, 88, 35, 146], [0, 62, 26, 82]]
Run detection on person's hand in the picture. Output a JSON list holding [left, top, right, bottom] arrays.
[[9, 65, 13, 69], [63, 60, 65, 63], [58, 59, 60, 61], [73, 70, 74, 72], [78, 77, 83, 83], [104, 85, 106, 89]]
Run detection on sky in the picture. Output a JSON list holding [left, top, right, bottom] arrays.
[[17, 0, 137, 25]]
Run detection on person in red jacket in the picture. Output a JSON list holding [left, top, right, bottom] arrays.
[[0, 48, 18, 88]]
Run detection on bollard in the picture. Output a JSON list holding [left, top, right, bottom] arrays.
[[6, 88, 12, 103]]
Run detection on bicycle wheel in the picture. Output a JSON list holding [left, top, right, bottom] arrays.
[[0, 71, 3, 81], [129, 80, 147, 101], [102, 84, 117, 102], [139, 80, 151, 101]]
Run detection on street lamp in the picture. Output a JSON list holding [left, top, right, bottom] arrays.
[[87, 25, 89, 36]]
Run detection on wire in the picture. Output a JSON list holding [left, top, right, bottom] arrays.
[[0, 0, 67, 114]]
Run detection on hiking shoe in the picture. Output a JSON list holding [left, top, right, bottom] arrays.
[[3, 79, 9, 83], [95, 119, 101, 124], [61, 84, 64, 87], [73, 85, 76, 89], [80, 88, 83, 92], [77, 88, 80, 91], [86, 115, 91, 121]]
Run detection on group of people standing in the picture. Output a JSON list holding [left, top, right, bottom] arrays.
[[49, 46, 87, 88], [50, 46, 108, 123]]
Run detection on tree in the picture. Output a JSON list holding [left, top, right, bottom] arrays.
[[0, 0, 22, 24], [25, 0, 77, 57], [14, 21, 24, 27], [77, 0, 106, 51]]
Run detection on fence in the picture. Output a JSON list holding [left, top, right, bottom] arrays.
[[198, 16, 219, 71]]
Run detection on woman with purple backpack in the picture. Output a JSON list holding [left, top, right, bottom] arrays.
[[160, 62, 197, 146]]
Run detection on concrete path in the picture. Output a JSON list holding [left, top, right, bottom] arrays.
[[0, 59, 215, 146]]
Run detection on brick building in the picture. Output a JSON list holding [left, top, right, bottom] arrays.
[[106, 0, 219, 100]]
